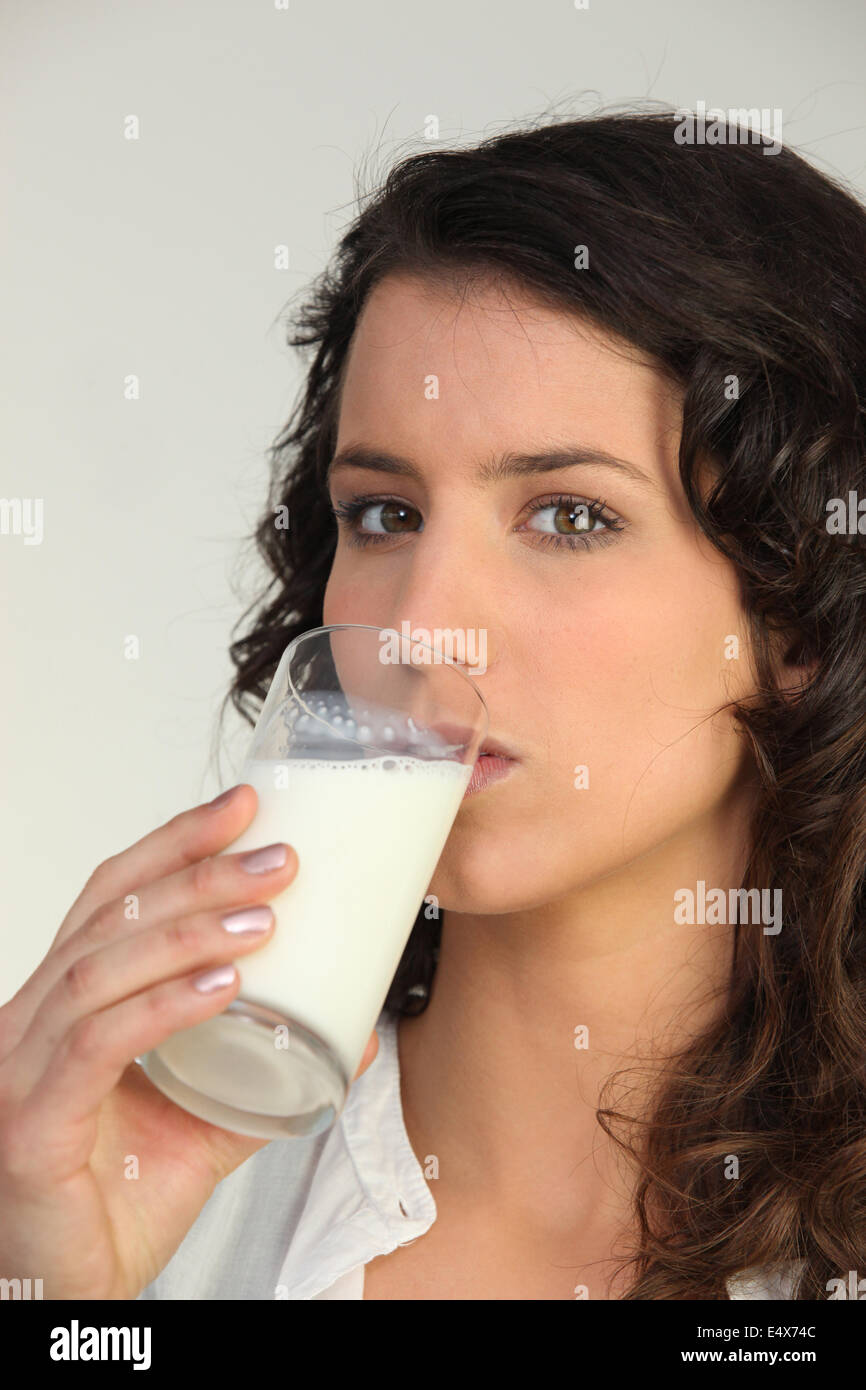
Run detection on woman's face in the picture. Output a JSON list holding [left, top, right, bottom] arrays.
[[322, 270, 758, 915]]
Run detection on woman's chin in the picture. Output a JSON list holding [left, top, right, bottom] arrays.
[[428, 865, 568, 917]]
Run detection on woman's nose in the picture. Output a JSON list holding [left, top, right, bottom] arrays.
[[373, 614, 496, 678]]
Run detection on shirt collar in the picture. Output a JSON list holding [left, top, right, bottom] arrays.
[[275, 1007, 437, 1299]]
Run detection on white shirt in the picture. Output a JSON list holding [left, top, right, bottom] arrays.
[[136, 1006, 801, 1300]]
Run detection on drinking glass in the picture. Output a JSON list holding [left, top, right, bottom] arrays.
[[138, 623, 488, 1139]]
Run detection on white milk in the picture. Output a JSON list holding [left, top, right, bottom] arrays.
[[152, 754, 470, 1113]]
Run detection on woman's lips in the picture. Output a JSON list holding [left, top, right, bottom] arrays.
[[464, 752, 516, 797]]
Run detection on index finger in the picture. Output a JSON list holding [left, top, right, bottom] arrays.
[[50, 783, 259, 953]]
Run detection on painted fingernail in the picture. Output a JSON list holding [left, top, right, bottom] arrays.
[[208, 785, 240, 810], [239, 843, 289, 874], [192, 964, 237, 993], [221, 905, 274, 935]]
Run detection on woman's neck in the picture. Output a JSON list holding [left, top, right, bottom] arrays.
[[396, 801, 749, 1247]]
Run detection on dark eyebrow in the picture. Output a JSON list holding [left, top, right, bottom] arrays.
[[326, 443, 658, 492]]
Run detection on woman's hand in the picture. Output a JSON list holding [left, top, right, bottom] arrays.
[[0, 784, 379, 1300]]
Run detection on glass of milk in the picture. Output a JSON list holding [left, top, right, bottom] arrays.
[[138, 623, 488, 1140]]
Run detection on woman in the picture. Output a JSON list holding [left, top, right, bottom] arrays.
[[2, 109, 864, 1300]]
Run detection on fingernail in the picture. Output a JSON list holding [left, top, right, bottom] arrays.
[[192, 964, 237, 993], [208, 785, 241, 810], [239, 843, 289, 874], [221, 905, 274, 935]]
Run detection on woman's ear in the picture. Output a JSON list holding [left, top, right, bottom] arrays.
[[781, 660, 818, 697], [758, 620, 817, 698], [775, 633, 819, 697]]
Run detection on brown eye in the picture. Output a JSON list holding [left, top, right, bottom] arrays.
[[376, 500, 421, 533], [330, 495, 424, 546], [520, 495, 624, 552], [526, 501, 602, 535]]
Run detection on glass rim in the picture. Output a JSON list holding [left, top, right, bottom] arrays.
[[282, 623, 490, 735]]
